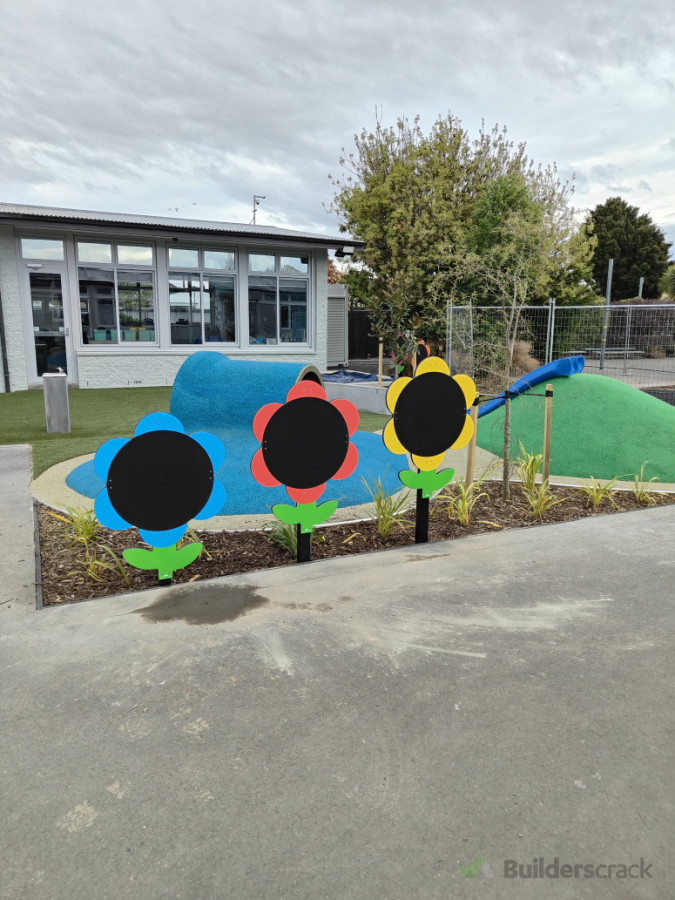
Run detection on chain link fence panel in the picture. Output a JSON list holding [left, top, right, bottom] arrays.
[[447, 302, 675, 396]]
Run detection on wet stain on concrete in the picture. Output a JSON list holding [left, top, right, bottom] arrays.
[[133, 584, 268, 625], [405, 553, 449, 563]]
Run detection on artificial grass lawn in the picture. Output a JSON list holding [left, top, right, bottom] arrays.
[[476, 373, 675, 484], [0, 387, 389, 478]]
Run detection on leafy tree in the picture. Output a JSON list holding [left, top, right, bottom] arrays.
[[437, 182, 568, 498], [588, 197, 671, 300], [330, 112, 596, 354], [327, 257, 343, 284]]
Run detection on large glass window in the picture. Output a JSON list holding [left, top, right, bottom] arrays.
[[169, 275, 202, 344], [118, 272, 155, 341], [78, 240, 156, 344], [169, 246, 237, 344], [248, 253, 309, 345], [204, 276, 236, 342]]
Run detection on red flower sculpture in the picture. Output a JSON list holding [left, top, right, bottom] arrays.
[[251, 381, 359, 505]]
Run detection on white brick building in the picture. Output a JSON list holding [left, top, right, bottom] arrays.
[[0, 203, 359, 392]]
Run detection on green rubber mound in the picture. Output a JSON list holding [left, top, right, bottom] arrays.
[[476, 373, 675, 483]]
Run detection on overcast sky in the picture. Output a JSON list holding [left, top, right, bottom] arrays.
[[1, 0, 673, 253]]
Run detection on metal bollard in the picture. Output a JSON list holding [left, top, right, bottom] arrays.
[[43, 371, 71, 433]]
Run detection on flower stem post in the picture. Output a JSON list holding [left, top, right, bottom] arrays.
[[415, 490, 429, 543]]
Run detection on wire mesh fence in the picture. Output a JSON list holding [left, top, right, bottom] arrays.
[[447, 302, 675, 396]]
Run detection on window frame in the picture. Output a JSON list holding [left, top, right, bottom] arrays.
[[76, 238, 158, 346], [246, 250, 311, 347], [168, 244, 238, 346]]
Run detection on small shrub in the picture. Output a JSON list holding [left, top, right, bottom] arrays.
[[49, 506, 129, 584], [631, 464, 661, 505], [522, 482, 565, 519], [438, 477, 488, 527], [515, 442, 542, 492], [361, 476, 412, 539], [577, 477, 618, 509], [511, 340, 540, 374], [50, 506, 101, 547]]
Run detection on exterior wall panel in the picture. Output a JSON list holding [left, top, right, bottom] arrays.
[[0, 227, 28, 392]]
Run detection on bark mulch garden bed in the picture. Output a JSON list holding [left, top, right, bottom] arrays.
[[37, 481, 675, 606]]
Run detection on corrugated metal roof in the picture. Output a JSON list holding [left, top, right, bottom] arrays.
[[0, 202, 362, 248]]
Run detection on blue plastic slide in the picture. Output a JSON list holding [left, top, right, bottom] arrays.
[[478, 356, 585, 417]]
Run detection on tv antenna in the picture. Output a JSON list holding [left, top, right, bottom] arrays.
[[251, 195, 266, 225]]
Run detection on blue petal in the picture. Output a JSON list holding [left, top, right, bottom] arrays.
[[94, 437, 129, 481], [193, 481, 226, 520], [134, 412, 185, 437], [94, 489, 132, 531], [191, 432, 225, 472], [139, 524, 187, 548]]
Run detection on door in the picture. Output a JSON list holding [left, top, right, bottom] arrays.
[[27, 270, 74, 380]]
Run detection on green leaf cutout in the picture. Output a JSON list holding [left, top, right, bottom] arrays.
[[123, 542, 203, 581], [272, 500, 339, 534], [399, 467, 454, 499]]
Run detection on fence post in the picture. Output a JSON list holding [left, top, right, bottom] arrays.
[[377, 339, 384, 387], [542, 384, 553, 482], [600, 259, 614, 371], [546, 298, 556, 364], [446, 300, 453, 372], [623, 306, 632, 375]]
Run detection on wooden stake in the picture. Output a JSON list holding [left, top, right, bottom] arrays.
[[464, 395, 480, 487], [377, 339, 384, 387], [542, 384, 553, 483]]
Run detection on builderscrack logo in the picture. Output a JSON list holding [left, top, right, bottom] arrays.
[[459, 858, 495, 878]]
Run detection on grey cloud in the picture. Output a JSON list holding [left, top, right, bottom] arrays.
[[1, 0, 674, 234]]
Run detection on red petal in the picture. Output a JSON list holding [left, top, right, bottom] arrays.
[[331, 398, 359, 436], [252, 403, 281, 442], [332, 441, 358, 480], [286, 381, 326, 403], [287, 484, 325, 504], [250, 448, 281, 487]]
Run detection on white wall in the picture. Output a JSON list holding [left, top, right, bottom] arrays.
[[0, 226, 28, 392]]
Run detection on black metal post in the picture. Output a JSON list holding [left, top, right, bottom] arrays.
[[415, 489, 429, 543], [296, 525, 311, 563]]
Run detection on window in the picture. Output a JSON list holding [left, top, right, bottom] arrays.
[[77, 242, 112, 264], [20, 238, 65, 260], [248, 253, 309, 345], [77, 240, 156, 344], [169, 246, 237, 344]]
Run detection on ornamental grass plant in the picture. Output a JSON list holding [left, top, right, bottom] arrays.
[[361, 476, 412, 539]]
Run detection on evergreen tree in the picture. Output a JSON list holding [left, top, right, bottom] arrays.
[[588, 197, 671, 300]]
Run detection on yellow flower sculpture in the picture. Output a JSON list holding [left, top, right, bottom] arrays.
[[383, 356, 476, 499]]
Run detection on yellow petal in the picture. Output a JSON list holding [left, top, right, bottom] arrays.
[[453, 374, 476, 409], [412, 452, 446, 472], [449, 414, 474, 450], [383, 419, 407, 455], [385, 376, 410, 413], [415, 356, 450, 377]]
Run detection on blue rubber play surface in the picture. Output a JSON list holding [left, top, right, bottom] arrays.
[[66, 352, 405, 516]]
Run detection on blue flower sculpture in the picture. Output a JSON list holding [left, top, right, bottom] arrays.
[[94, 412, 225, 581]]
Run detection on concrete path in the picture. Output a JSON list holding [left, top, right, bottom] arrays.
[[2, 445, 674, 898]]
